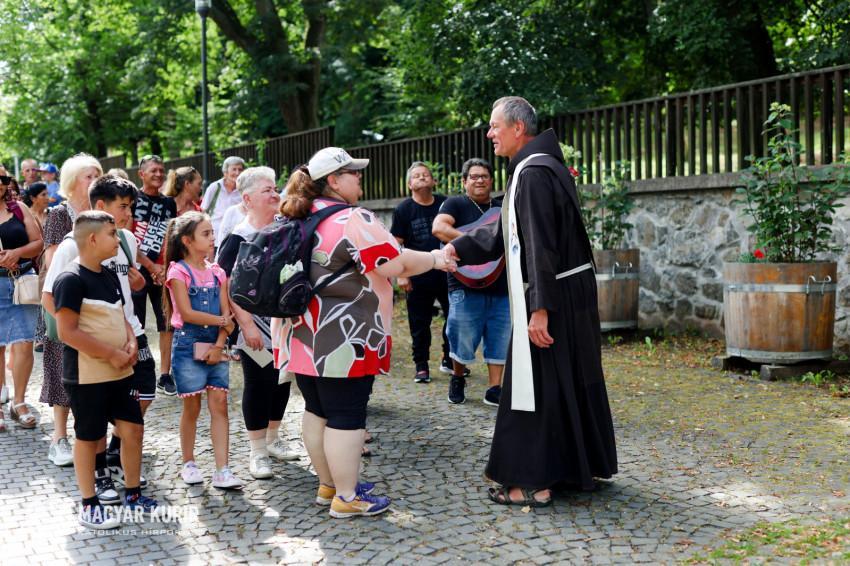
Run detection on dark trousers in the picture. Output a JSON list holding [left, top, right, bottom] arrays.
[[405, 273, 450, 372], [241, 354, 291, 431]]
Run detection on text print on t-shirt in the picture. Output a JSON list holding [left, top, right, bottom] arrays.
[[134, 198, 170, 261]]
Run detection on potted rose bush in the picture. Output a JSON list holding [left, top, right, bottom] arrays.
[[725, 102, 850, 363], [563, 143, 639, 331]]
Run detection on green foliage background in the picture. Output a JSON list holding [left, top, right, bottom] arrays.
[[0, 0, 847, 165]]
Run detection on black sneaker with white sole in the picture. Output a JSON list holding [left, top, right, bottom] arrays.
[[483, 385, 502, 407], [107, 453, 148, 489], [95, 469, 121, 505], [157, 373, 177, 396], [414, 370, 431, 384], [448, 375, 466, 404]]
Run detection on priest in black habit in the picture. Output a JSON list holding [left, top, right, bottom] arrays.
[[444, 96, 617, 507]]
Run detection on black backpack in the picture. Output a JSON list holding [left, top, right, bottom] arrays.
[[229, 203, 354, 317]]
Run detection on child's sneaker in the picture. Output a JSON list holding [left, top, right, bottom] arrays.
[[212, 466, 243, 490], [329, 492, 391, 518], [107, 451, 148, 488], [124, 493, 159, 515], [78, 503, 121, 530], [249, 454, 273, 479], [95, 469, 121, 505], [48, 437, 74, 467], [315, 481, 376, 505], [181, 461, 204, 485], [267, 439, 299, 461]]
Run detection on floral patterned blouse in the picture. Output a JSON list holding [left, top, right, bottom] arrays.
[[273, 198, 401, 378]]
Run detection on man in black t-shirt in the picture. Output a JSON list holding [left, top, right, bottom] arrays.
[[433, 158, 509, 406], [130, 155, 178, 395], [390, 162, 451, 383]]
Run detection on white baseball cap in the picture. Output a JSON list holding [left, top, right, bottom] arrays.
[[307, 147, 369, 180]]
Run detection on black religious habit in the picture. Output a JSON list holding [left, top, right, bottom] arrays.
[[452, 129, 618, 490]]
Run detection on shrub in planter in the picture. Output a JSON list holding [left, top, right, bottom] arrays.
[[726, 102, 850, 363]]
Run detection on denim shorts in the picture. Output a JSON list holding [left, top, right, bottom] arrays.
[[171, 328, 229, 397], [446, 289, 510, 365], [0, 273, 38, 346]]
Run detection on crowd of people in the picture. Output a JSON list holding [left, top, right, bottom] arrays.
[[0, 96, 618, 530]]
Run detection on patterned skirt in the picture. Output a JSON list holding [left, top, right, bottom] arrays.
[[38, 337, 69, 407]]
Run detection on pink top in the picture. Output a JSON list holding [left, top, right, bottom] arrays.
[[273, 198, 401, 378], [165, 260, 227, 329]]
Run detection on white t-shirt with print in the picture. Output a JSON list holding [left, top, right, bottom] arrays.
[[43, 228, 144, 337]]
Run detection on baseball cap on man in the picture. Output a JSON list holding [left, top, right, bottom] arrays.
[[307, 147, 368, 181], [38, 163, 59, 174]]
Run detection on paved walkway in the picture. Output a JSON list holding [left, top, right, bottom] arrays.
[[1, 314, 848, 564]]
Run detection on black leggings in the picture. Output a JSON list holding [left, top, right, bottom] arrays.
[[406, 272, 450, 371], [241, 353, 291, 431]]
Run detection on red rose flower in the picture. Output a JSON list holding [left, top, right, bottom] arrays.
[[567, 166, 579, 178], [753, 249, 765, 259]]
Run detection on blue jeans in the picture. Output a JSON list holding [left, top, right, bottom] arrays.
[[0, 271, 38, 346], [446, 290, 510, 365]]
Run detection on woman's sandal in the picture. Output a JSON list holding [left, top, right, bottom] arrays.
[[361, 446, 373, 458], [487, 486, 552, 508], [364, 431, 374, 444], [9, 403, 37, 429], [0, 408, 6, 433]]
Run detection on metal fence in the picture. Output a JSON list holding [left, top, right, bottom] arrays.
[[347, 64, 850, 199], [99, 127, 333, 187], [99, 64, 850, 199]]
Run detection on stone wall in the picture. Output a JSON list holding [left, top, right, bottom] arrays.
[[360, 171, 850, 352]]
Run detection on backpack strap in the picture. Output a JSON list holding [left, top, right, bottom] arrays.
[[117, 230, 134, 265], [305, 203, 356, 296], [205, 180, 223, 217]]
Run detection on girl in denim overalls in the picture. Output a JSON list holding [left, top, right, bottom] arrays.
[[163, 212, 242, 489]]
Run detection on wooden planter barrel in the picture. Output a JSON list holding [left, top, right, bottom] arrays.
[[594, 249, 640, 331], [723, 262, 837, 363]]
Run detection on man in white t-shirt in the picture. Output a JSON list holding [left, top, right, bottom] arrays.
[[201, 156, 245, 247], [42, 175, 154, 504]]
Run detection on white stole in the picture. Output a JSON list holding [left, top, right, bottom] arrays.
[[505, 153, 546, 412]]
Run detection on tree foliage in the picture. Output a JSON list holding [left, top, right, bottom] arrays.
[[0, 0, 847, 164]]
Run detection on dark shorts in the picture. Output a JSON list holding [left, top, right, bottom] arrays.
[[131, 334, 156, 402], [295, 374, 374, 431], [64, 377, 144, 441], [132, 271, 166, 332]]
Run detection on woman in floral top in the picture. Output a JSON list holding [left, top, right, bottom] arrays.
[[273, 147, 454, 518]]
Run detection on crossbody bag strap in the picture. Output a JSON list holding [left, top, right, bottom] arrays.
[[205, 181, 223, 216], [117, 230, 134, 265]]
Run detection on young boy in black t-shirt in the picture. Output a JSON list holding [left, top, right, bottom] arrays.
[[54, 211, 159, 529]]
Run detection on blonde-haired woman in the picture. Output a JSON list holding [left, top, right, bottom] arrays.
[[39, 153, 101, 465], [163, 166, 203, 216]]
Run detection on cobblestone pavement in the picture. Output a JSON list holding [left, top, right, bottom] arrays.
[[1, 311, 848, 564]]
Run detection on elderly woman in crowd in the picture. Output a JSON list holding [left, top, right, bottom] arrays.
[[39, 154, 102, 464], [216, 167, 300, 479], [0, 164, 44, 431], [273, 148, 454, 518]]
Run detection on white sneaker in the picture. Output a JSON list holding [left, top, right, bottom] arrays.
[[249, 454, 273, 479], [181, 461, 204, 486], [78, 503, 121, 530], [0, 385, 8, 404], [49, 438, 74, 467], [267, 439, 299, 461], [212, 466, 243, 489]]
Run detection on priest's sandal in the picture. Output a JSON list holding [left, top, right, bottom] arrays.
[[487, 486, 552, 508]]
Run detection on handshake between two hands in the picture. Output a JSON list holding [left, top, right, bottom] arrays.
[[431, 244, 461, 273]]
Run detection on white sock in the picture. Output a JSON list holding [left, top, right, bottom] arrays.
[[250, 438, 268, 458], [266, 428, 279, 444]]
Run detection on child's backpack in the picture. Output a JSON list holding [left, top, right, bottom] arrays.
[[230, 203, 354, 318]]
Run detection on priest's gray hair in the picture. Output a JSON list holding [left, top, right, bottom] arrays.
[[493, 96, 538, 136], [406, 161, 432, 184], [236, 166, 276, 195], [221, 155, 246, 174]]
